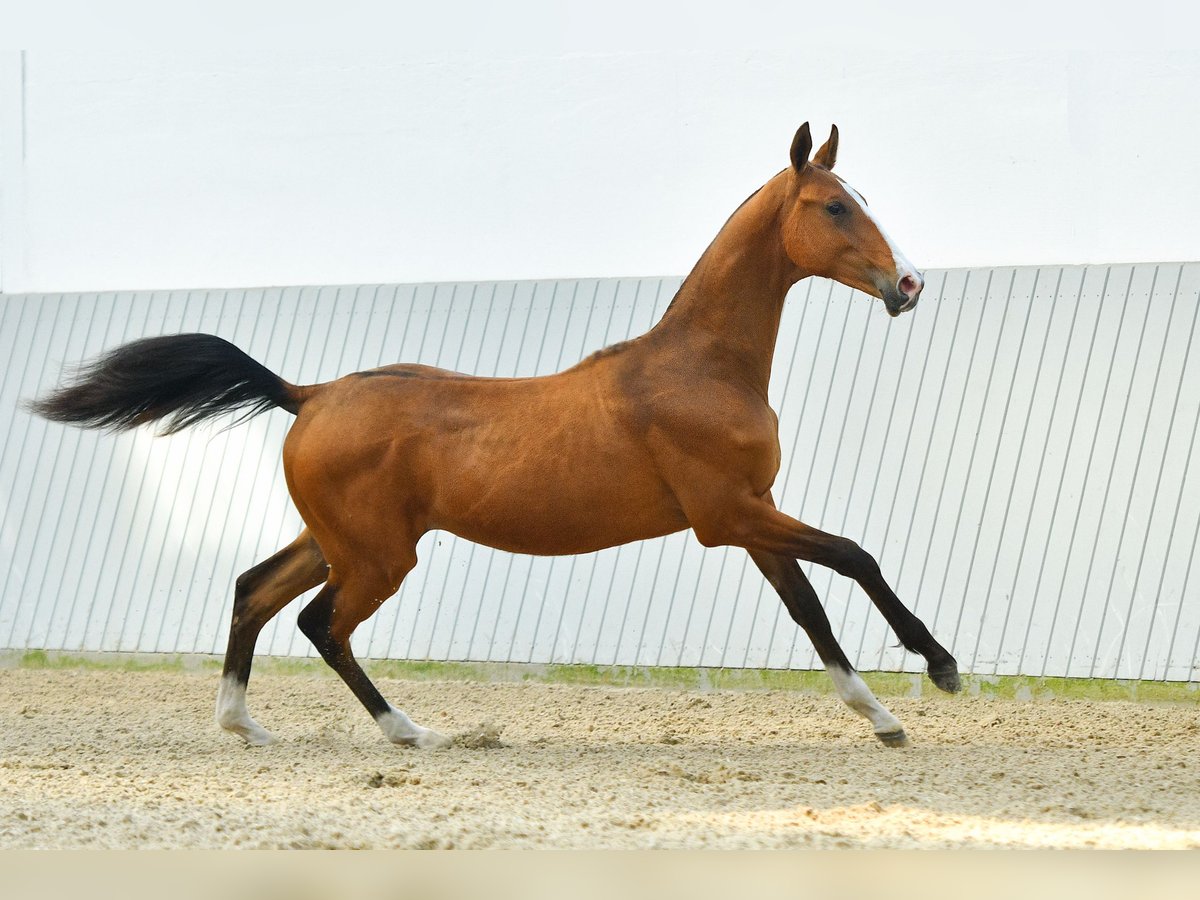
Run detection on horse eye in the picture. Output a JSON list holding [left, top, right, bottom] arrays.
[[826, 201, 845, 216]]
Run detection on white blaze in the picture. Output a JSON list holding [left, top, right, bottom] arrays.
[[840, 181, 919, 282]]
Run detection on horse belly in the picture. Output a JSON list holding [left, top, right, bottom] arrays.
[[431, 443, 685, 556]]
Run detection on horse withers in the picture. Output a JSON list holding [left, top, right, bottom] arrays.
[[31, 123, 960, 749]]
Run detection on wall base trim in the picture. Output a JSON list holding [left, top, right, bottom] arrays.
[[5, 649, 1197, 704]]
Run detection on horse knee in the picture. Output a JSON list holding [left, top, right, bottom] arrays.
[[826, 538, 879, 579]]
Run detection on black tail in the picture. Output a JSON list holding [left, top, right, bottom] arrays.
[[28, 333, 301, 435]]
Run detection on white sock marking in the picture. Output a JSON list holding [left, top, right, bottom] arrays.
[[826, 666, 904, 736], [215, 674, 276, 745], [376, 704, 453, 750]]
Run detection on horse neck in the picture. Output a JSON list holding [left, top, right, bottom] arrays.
[[650, 175, 802, 395]]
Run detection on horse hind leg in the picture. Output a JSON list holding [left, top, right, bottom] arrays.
[[296, 550, 452, 750], [216, 530, 329, 745]]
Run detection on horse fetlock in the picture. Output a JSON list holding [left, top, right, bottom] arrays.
[[828, 538, 877, 579], [826, 665, 906, 739], [215, 675, 277, 745]]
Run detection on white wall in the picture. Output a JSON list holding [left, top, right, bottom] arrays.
[[3, 267, 1198, 679], [3, 47, 1200, 294]]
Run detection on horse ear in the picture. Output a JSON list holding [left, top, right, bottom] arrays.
[[790, 122, 813, 173], [813, 124, 838, 170]]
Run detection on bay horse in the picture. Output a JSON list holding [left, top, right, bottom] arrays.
[[31, 123, 960, 749]]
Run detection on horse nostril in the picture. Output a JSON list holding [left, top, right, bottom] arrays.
[[898, 274, 923, 299]]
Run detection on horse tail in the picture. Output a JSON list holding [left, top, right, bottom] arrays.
[[28, 333, 308, 435]]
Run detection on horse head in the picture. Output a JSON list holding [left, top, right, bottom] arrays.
[[780, 123, 924, 316]]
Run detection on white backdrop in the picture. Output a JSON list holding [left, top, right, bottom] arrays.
[[3, 49, 1200, 293]]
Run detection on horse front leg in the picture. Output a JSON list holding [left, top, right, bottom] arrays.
[[750, 550, 908, 746], [692, 490, 960, 695]]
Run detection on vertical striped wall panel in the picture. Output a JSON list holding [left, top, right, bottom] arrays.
[[0, 266, 1197, 680]]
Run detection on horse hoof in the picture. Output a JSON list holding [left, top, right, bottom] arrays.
[[928, 661, 962, 694], [412, 729, 454, 750], [219, 720, 278, 746], [875, 728, 909, 748]]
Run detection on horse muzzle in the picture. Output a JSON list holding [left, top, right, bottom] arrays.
[[880, 271, 924, 317]]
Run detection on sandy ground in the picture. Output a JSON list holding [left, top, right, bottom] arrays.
[[0, 668, 1197, 849]]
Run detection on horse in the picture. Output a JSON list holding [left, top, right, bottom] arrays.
[[30, 123, 960, 749]]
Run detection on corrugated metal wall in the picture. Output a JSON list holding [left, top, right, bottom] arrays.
[[1, 265, 1197, 680]]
